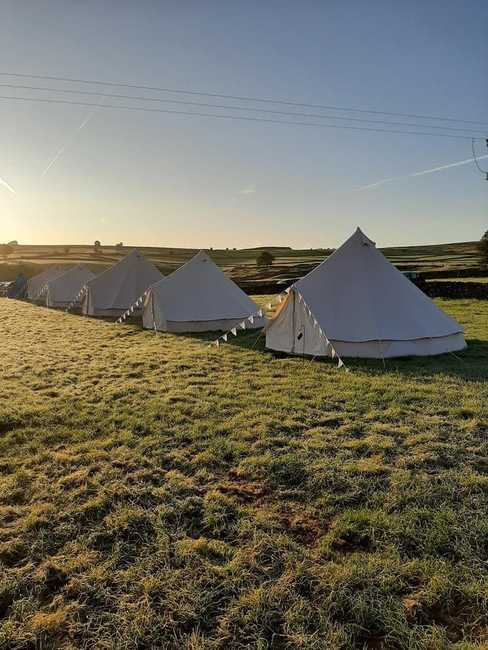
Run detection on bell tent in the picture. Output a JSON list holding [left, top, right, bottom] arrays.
[[42, 264, 95, 308], [142, 250, 267, 332], [27, 266, 68, 301], [265, 228, 466, 359], [81, 249, 163, 317]]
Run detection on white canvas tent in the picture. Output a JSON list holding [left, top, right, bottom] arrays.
[[81, 249, 163, 317], [142, 250, 267, 332], [266, 228, 466, 359], [26, 266, 68, 301], [42, 264, 96, 308]]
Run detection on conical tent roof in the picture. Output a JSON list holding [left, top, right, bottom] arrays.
[[143, 250, 266, 332], [294, 228, 462, 342], [27, 266, 68, 300], [44, 264, 95, 307], [266, 228, 465, 358], [82, 249, 163, 317]]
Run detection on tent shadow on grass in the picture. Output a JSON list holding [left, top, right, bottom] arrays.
[[198, 330, 488, 382], [347, 338, 488, 382]]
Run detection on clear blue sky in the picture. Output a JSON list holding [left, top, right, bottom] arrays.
[[0, 1, 486, 248]]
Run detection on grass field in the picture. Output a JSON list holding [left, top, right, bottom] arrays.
[[1, 298, 487, 649]]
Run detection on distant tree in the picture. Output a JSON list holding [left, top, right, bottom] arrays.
[[116, 242, 123, 249], [94, 240, 101, 256], [7, 240, 18, 246], [64, 247, 70, 254], [480, 230, 488, 267], [257, 251, 275, 268], [1, 244, 13, 259]]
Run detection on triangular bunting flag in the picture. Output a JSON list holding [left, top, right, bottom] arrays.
[[222, 334, 228, 342], [337, 359, 344, 368], [257, 309, 263, 317], [231, 328, 237, 336], [248, 315, 254, 324]]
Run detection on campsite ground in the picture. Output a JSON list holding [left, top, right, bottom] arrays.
[[0, 297, 487, 649]]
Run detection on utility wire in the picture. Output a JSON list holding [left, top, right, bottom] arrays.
[[471, 138, 488, 174], [0, 83, 485, 135], [0, 93, 481, 140], [0, 71, 486, 127]]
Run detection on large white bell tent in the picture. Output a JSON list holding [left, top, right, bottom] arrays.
[[265, 228, 466, 359], [81, 249, 163, 317], [42, 264, 96, 308], [27, 266, 68, 301], [142, 250, 267, 332]]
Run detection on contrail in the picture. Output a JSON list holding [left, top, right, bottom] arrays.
[[352, 177, 398, 191], [0, 176, 15, 194], [410, 155, 488, 177], [41, 101, 104, 177], [352, 154, 488, 192]]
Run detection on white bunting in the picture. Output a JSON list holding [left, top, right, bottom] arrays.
[[222, 334, 228, 342], [257, 309, 263, 317], [337, 359, 344, 368], [231, 328, 237, 336], [239, 321, 246, 330], [248, 315, 254, 324]]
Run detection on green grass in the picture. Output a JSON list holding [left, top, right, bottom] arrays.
[[0, 297, 487, 649]]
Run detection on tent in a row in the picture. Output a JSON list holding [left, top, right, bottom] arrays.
[[26, 266, 67, 301], [265, 228, 466, 358], [42, 264, 96, 308], [142, 250, 266, 332], [81, 249, 163, 317]]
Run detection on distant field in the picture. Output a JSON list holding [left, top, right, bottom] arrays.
[[0, 298, 487, 648], [0, 239, 483, 286], [426, 277, 488, 284]]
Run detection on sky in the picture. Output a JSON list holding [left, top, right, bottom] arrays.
[[0, 0, 487, 249]]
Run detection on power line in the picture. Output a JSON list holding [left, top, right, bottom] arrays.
[[0, 93, 481, 140], [471, 138, 488, 178], [0, 71, 486, 128], [0, 83, 486, 135]]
